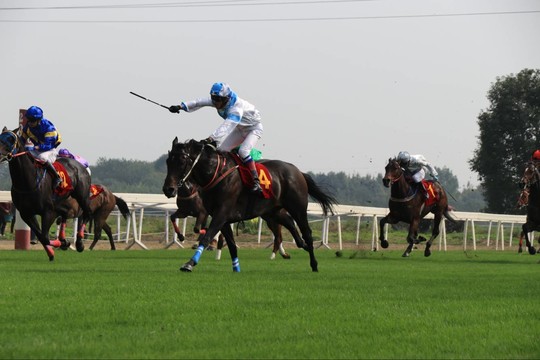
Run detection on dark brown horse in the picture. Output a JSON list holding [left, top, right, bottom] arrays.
[[380, 158, 456, 257], [517, 162, 538, 255], [0, 128, 92, 261], [162, 138, 337, 272], [56, 185, 130, 250], [172, 181, 290, 260]]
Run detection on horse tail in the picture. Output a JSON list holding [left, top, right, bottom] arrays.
[[114, 196, 131, 220], [302, 173, 338, 216], [443, 205, 458, 223]]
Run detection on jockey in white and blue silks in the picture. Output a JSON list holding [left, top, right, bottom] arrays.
[[396, 151, 439, 198], [169, 82, 264, 195]]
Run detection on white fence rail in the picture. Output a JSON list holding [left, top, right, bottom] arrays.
[[0, 191, 528, 251]]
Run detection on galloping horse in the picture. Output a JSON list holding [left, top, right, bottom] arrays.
[[380, 158, 456, 257], [517, 162, 539, 255], [163, 138, 337, 272], [56, 185, 131, 250], [171, 180, 290, 260], [0, 128, 92, 260]]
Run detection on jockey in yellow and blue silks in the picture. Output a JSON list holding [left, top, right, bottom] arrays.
[[22, 106, 63, 188], [169, 82, 264, 195]]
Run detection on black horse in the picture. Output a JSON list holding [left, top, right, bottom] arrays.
[[0, 128, 92, 261], [518, 162, 538, 255], [162, 138, 337, 272], [380, 158, 456, 257]]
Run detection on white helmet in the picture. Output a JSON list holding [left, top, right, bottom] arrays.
[[397, 151, 410, 164]]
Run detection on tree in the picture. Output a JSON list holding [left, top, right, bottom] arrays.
[[469, 69, 540, 214]]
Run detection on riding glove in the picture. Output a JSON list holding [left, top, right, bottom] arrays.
[[168, 105, 182, 113]]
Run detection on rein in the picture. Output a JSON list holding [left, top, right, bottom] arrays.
[[178, 144, 238, 191]]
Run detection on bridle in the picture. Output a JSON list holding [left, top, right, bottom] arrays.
[[174, 143, 238, 191]]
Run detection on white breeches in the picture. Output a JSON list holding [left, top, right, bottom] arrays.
[[219, 124, 263, 161]]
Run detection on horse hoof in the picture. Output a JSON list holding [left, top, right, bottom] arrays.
[[529, 247, 537, 255], [402, 252, 410, 258], [60, 240, 70, 251], [518, 247, 523, 253], [424, 250, 431, 257], [49, 255, 54, 262], [76, 242, 84, 253], [180, 263, 193, 272], [381, 240, 389, 249], [282, 254, 291, 260]]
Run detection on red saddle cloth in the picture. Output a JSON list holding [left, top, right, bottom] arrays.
[[421, 180, 438, 207], [231, 154, 274, 199], [89, 184, 104, 200], [53, 162, 74, 196]]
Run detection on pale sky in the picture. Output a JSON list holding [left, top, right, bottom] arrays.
[[1, 0, 539, 189]]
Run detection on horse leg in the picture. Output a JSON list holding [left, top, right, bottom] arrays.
[[170, 211, 185, 242], [379, 215, 390, 249], [521, 224, 538, 255], [58, 220, 71, 250], [424, 213, 442, 257], [102, 222, 116, 250], [215, 233, 224, 260], [181, 219, 226, 272], [403, 220, 420, 257], [518, 231, 524, 253], [285, 210, 318, 272], [19, 214, 56, 260], [220, 224, 240, 272]]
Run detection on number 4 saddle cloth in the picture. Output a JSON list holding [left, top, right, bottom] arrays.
[[231, 154, 274, 199]]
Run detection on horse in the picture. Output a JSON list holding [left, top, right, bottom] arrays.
[[171, 176, 290, 260], [517, 161, 538, 255], [0, 127, 92, 261], [162, 138, 337, 272], [380, 158, 456, 257], [56, 185, 131, 250]]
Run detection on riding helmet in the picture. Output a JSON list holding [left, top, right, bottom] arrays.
[[25, 106, 43, 122], [210, 83, 232, 98], [397, 151, 411, 164]]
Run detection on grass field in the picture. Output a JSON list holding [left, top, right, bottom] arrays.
[[0, 248, 538, 359]]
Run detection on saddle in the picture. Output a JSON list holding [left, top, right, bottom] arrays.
[[52, 162, 74, 196], [421, 180, 438, 207], [230, 153, 274, 199], [90, 184, 105, 200]]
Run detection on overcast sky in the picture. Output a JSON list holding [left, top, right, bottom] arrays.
[[1, 0, 539, 189]]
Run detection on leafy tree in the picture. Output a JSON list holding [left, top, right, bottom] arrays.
[[470, 68, 540, 214]]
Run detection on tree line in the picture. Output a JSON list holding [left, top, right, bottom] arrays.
[[0, 154, 485, 211]]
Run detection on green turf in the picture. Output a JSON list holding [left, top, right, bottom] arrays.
[[0, 248, 538, 359]]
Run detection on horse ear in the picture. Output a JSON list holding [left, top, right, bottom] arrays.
[[1, 127, 7, 133], [172, 137, 178, 146]]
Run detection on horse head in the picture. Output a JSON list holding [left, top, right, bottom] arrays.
[[162, 137, 208, 198], [382, 157, 403, 188], [0, 127, 22, 162]]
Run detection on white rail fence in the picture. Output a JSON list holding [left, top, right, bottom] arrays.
[[0, 191, 528, 251]]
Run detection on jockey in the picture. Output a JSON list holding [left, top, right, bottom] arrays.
[[168, 82, 264, 195], [396, 151, 439, 198], [58, 148, 91, 175], [22, 106, 63, 188]]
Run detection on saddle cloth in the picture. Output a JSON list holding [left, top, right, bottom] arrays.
[[231, 154, 274, 199], [421, 180, 438, 207], [90, 184, 104, 200], [52, 162, 74, 196]]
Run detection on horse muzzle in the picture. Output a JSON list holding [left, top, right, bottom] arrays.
[[382, 178, 390, 188], [162, 186, 177, 199]]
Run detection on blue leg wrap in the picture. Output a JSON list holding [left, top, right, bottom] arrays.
[[232, 257, 241, 272], [191, 245, 205, 264]]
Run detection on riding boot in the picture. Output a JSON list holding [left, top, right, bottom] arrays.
[[245, 159, 263, 195], [46, 162, 62, 188]]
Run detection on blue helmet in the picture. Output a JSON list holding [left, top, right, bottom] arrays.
[[26, 106, 43, 122], [210, 83, 232, 98]]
